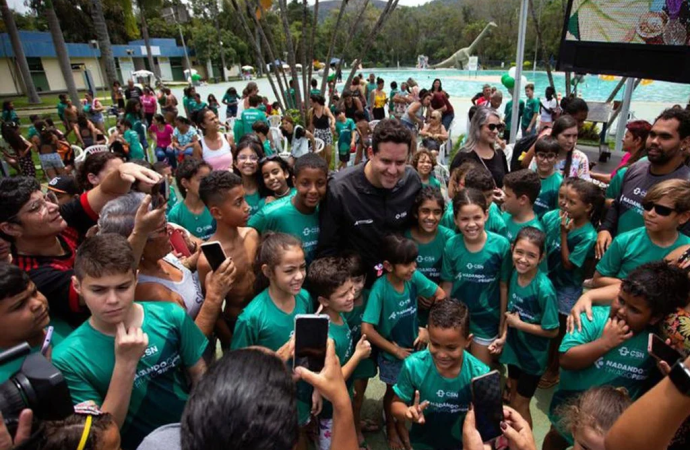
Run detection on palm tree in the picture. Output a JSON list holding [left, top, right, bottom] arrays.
[[0, 0, 40, 103], [137, 0, 160, 80], [319, 0, 348, 94], [277, 0, 303, 115], [43, 0, 81, 108], [90, 0, 119, 87]]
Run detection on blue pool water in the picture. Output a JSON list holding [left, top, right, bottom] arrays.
[[355, 69, 690, 103]]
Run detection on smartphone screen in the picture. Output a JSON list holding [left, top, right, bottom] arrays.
[[201, 241, 227, 271], [169, 229, 192, 257], [150, 179, 168, 209], [41, 326, 54, 356], [648, 334, 683, 366], [294, 315, 329, 372], [471, 370, 503, 442]]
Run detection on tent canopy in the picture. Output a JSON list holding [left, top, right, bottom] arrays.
[[241, 65, 254, 70]]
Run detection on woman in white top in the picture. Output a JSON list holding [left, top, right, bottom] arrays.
[[193, 107, 234, 171], [539, 86, 558, 131]]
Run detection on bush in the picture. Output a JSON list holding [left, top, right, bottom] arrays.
[[284, 109, 303, 127], [578, 122, 600, 141]]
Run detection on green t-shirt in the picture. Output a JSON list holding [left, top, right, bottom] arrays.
[[606, 166, 628, 200], [422, 176, 442, 189], [57, 101, 67, 120], [52, 302, 208, 449], [182, 96, 192, 113], [27, 125, 38, 141], [405, 226, 455, 326], [441, 203, 507, 237], [502, 212, 545, 243], [335, 118, 356, 155], [504, 99, 525, 131], [542, 209, 562, 274], [596, 227, 690, 280], [240, 108, 268, 137], [362, 271, 438, 362], [441, 232, 512, 339], [124, 129, 144, 160], [534, 172, 563, 218], [393, 350, 490, 450], [550, 221, 597, 292], [310, 88, 321, 97], [245, 190, 265, 217], [222, 93, 239, 105], [522, 97, 540, 129], [248, 198, 319, 263], [321, 314, 354, 419], [167, 201, 216, 240], [230, 288, 314, 425], [500, 271, 559, 375], [262, 139, 274, 156], [343, 290, 377, 379], [549, 306, 655, 434]]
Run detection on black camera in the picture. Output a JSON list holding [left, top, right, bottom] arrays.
[[0, 343, 73, 422]]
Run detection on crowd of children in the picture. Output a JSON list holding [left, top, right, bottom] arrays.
[[3, 80, 690, 450]]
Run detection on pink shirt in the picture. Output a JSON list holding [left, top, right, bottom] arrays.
[[141, 95, 157, 114], [149, 124, 174, 148]]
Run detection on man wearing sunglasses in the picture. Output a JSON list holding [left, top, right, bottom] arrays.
[[0, 162, 162, 327], [596, 108, 690, 259], [317, 119, 421, 287]]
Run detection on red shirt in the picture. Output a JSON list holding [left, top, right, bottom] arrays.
[[430, 92, 454, 115]]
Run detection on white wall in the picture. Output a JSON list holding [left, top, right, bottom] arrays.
[[0, 59, 21, 95]]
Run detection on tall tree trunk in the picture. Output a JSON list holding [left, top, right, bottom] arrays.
[[307, 0, 318, 98], [1, 0, 40, 103], [528, 0, 554, 90], [246, 0, 290, 108], [343, 0, 399, 89], [44, 0, 81, 108], [229, 0, 286, 110], [90, 0, 118, 87], [138, 1, 160, 80], [277, 0, 303, 118], [331, 0, 370, 103], [214, 1, 227, 82], [301, 0, 309, 107], [320, 0, 347, 94]]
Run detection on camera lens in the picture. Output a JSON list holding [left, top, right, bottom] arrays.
[[0, 378, 28, 419]]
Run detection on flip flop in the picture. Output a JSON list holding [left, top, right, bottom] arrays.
[[538, 374, 559, 389]]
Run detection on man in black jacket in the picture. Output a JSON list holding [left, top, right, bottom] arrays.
[[317, 119, 421, 286]]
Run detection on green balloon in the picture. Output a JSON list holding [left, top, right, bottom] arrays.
[[502, 74, 515, 89]]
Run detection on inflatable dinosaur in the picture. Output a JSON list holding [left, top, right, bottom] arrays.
[[432, 22, 497, 69]]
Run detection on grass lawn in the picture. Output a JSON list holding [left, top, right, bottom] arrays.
[[9, 93, 64, 109]]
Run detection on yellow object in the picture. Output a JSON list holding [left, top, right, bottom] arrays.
[[374, 90, 387, 108], [76, 415, 93, 450], [598, 74, 620, 81], [256, 0, 272, 19], [640, 79, 654, 85]]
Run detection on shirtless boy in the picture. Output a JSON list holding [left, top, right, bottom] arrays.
[[198, 170, 260, 347]]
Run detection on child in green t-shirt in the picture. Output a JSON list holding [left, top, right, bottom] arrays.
[[233, 139, 266, 217], [411, 149, 441, 189], [222, 87, 240, 118], [52, 235, 208, 449], [118, 118, 145, 160], [405, 186, 455, 326], [441, 164, 507, 237], [249, 153, 327, 263], [341, 252, 378, 447], [558, 386, 632, 450], [440, 188, 512, 367], [252, 120, 274, 156], [334, 108, 356, 171], [502, 169, 545, 242], [533, 136, 564, 218], [391, 300, 490, 450], [594, 179, 690, 288], [544, 260, 689, 449], [230, 232, 315, 428], [168, 158, 216, 240], [542, 179, 573, 274], [498, 227, 559, 427], [362, 235, 446, 450], [307, 257, 372, 450]]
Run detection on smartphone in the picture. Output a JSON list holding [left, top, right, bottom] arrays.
[[150, 178, 169, 209], [200, 241, 227, 271], [41, 326, 54, 356], [471, 370, 503, 443], [648, 334, 683, 366], [169, 229, 192, 257], [677, 246, 690, 267], [294, 314, 329, 372]]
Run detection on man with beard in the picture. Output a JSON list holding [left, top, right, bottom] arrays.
[[596, 108, 690, 258]]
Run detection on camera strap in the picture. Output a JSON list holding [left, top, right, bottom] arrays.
[[76, 415, 92, 450]]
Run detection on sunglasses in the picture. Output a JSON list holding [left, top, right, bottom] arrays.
[[642, 201, 676, 216], [486, 123, 505, 132]]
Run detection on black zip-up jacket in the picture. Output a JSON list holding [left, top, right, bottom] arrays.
[[317, 163, 422, 286]]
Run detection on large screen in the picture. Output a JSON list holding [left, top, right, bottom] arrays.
[[558, 0, 690, 82]]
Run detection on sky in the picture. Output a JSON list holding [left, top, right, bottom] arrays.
[[6, 0, 435, 15]]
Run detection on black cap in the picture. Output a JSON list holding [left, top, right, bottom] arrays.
[[47, 176, 80, 196]]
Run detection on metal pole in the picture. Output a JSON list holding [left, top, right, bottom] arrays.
[[614, 78, 635, 154], [509, 0, 529, 144], [169, 9, 193, 81]]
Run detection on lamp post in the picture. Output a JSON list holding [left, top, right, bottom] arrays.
[[509, 0, 529, 145], [163, 7, 192, 83]]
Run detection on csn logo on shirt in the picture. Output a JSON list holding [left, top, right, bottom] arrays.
[[395, 212, 408, 220], [417, 255, 435, 263], [303, 227, 319, 237], [436, 390, 459, 399], [466, 263, 484, 270]]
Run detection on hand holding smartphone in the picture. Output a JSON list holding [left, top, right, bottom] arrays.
[[150, 178, 169, 209], [471, 370, 504, 443], [294, 314, 329, 372], [648, 334, 683, 366], [169, 229, 192, 257], [201, 241, 228, 271]]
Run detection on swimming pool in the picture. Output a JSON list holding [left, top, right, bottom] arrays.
[[357, 68, 690, 103]]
